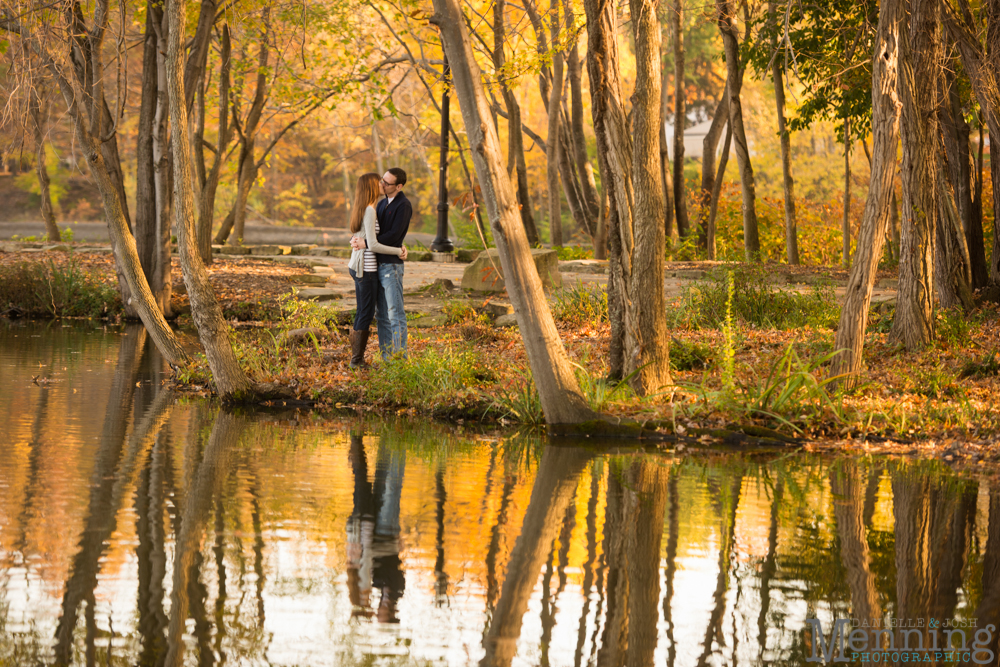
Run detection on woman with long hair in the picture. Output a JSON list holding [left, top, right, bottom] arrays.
[[346, 172, 407, 367]]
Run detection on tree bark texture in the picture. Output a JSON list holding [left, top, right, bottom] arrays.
[[431, 0, 597, 424], [770, 0, 798, 265], [707, 124, 732, 260], [699, 92, 729, 250], [658, 42, 676, 243], [830, 0, 902, 387], [29, 88, 60, 242], [626, 0, 674, 394], [492, 0, 540, 246], [890, 0, 940, 350], [717, 0, 760, 260], [149, 3, 173, 316], [671, 0, 689, 238], [166, 0, 254, 401]]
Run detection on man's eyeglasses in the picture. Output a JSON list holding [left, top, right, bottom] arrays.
[[380, 178, 398, 186]]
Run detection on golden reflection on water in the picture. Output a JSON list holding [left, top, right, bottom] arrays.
[[0, 321, 999, 666]]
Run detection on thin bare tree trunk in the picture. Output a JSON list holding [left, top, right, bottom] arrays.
[[935, 163, 975, 310], [493, 0, 540, 246], [843, 118, 852, 267], [431, 0, 597, 424], [563, 0, 601, 227], [28, 88, 60, 242], [707, 124, 733, 260], [198, 24, 232, 263], [658, 50, 676, 243], [547, 6, 564, 247], [717, 0, 760, 260], [890, 0, 940, 349], [698, 92, 728, 249], [166, 0, 254, 401], [830, 461, 881, 626], [830, 0, 903, 387], [770, 0, 798, 265], [671, 0, 689, 238], [150, 4, 174, 316]]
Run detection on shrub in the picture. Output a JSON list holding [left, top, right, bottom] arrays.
[[671, 264, 838, 330], [0, 258, 120, 318], [552, 281, 608, 326], [366, 345, 493, 409]]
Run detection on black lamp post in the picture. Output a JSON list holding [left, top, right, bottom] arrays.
[[431, 58, 454, 253]]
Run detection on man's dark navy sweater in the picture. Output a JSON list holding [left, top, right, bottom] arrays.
[[375, 192, 411, 265]]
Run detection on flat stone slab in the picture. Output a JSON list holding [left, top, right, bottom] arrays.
[[481, 301, 514, 318], [561, 259, 606, 274], [290, 274, 329, 285], [456, 248, 478, 263], [294, 288, 342, 301], [218, 245, 251, 255], [290, 244, 316, 255], [461, 248, 562, 292], [41, 244, 72, 252], [308, 247, 331, 256], [494, 313, 518, 327], [410, 314, 448, 328], [250, 245, 291, 256]]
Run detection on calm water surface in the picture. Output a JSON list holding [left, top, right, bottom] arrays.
[[1, 321, 999, 666]]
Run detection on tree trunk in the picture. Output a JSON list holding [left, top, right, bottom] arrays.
[[585, 0, 628, 381], [492, 0, 540, 246], [166, 0, 254, 401], [547, 18, 564, 247], [830, 0, 902, 387], [150, 3, 173, 316], [707, 124, 733, 260], [717, 0, 760, 260], [843, 118, 852, 267], [625, 0, 673, 394], [699, 92, 729, 250], [563, 0, 601, 227], [940, 65, 988, 289], [29, 88, 60, 242], [935, 163, 975, 310], [658, 45, 676, 244], [430, 0, 597, 424], [890, 0, 940, 350], [770, 0, 798, 265], [198, 24, 232, 263], [671, 0, 689, 238]]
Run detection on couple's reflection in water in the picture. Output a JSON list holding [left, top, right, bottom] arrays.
[[347, 433, 405, 623]]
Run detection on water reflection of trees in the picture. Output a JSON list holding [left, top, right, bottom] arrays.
[[4, 327, 1000, 667]]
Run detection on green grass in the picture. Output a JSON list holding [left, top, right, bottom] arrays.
[[670, 263, 838, 330], [364, 344, 496, 412], [551, 281, 608, 327]]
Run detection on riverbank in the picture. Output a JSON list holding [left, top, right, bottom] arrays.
[[2, 243, 999, 456]]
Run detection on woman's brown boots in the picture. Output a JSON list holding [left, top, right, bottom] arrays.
[[349, 329, 370, 368]]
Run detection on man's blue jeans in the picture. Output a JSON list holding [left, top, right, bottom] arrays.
[[375, 263, 407, 359]]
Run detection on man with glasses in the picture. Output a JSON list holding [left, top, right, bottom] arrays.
[[350, 168, 411, 358]]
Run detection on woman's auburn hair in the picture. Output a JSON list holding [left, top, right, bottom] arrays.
[[349, 172, 381, 233]]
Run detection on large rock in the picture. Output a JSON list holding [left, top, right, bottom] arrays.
[[461, 248, 562, 292]]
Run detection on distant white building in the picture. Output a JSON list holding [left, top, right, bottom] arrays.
[[663, 118, 751, 160]]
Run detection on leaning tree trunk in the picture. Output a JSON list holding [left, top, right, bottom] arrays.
[[671, 0, 689, 238], [166, 0, 254, 401], [625, 0, 673, 394], [890, 0, 939, 350], [770, 0, 798, 265], [717, 0, 760, 260], [430, 0, 597, 425], [830, 0, 902, 387]]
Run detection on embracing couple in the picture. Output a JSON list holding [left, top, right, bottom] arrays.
[[346, 168, 411, 368]]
